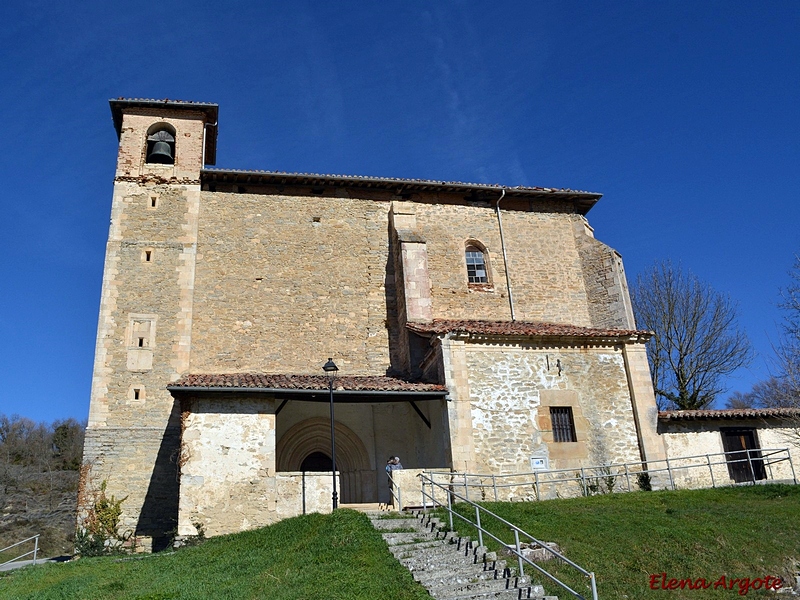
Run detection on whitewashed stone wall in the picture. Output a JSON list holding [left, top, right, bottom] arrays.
[[179, 398, 281, 537], [659, 419, 800, 487], [461, 342, 642, 474]]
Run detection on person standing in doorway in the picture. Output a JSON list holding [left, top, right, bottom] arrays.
[[386, 455, 403, 487]]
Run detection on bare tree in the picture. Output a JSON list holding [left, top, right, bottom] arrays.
[[631, 261, 752, 410], [775, 256, 800, 403], [725, 390, 755, 409], [724, 376, 795, 409]]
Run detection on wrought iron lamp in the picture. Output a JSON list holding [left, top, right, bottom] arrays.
[[322, 358, 339, 510]]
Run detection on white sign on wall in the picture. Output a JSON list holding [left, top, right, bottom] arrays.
[[530, 456, 549, 471]]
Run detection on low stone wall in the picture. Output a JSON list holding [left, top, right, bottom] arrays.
[[179, 470, 336, 538], [275, 472, 336, 520], [392, 469, 455, 510]]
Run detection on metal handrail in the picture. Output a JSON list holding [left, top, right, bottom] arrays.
[[387, 471, 402, 509], [423, 448, 796, 502], [0, 534, 39, 568], [419, 473, 598, 600]]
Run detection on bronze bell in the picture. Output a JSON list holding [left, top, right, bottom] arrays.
[[147, 141, 174, 164], [146, 130, 175, 164]]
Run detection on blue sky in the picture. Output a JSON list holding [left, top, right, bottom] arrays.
[[1, 1, 799, 423]]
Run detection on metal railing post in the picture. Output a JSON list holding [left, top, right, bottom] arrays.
[[493, 474, 498, 501], [513, 528, 524, 578], [747, 449, 756, 483], [789, 453, 798, 485], [624, 463, 631, 492], [475, 505, 484, 548], [464, 472, 469, 502], [589, 571, 599, 600], [666, 457, 676, 490], [447, 484, 454, 531], [706, 454, 716, 488], [0, 534, 42, 569], [421, 475, 428, 511], [580, 467, 587, 495], [534, 472, 540, 501]]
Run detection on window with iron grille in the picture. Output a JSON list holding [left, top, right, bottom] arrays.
[[550, 407, 577, 442], [465, 246, 488, 283]]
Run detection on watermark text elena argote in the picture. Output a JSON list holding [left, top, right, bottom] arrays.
[[649, 573, 784, 595]]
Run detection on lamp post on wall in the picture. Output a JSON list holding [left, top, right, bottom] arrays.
[[323, 358, 339, 510]]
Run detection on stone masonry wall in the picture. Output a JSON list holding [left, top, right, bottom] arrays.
[[187, 193, 622, 381], [463, 342, 642, 473], [83, 105, 205, 547], [573, 219, 636, 329], [82, 426, 180, 550], [414, 202, 593, 326], [83, 180, 199, 544], [189, 192, 392, 376]]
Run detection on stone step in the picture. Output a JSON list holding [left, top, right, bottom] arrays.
[[388, 539, 448, 553], [429, 576, 539, 599], [394, 539, 485, 566], [382, 529, 460, 546], [394, 537, 481, 559], [398, 550, 483, 571], [441, 590, 556, 600], [411, 560, 511, 587], [381, 531, 439, 545], [393, 543, 478, 564], [375, 510, 558, 600], [413, 570, 514, 591], [369, 518, 421, 530]]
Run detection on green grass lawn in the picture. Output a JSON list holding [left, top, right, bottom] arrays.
[[2, 486, 798, 599], [443, 484, 800, 599], [0, 509, 430, 600]]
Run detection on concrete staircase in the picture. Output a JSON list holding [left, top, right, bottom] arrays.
[[370, 511, 557, 600]]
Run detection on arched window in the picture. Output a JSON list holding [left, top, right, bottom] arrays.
[[465, 244, 489, 284], [145, 124, 176, 165]]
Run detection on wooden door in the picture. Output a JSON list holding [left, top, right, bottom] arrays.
[[721, 428, 766, 483]]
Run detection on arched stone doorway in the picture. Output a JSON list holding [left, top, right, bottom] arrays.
[[276, 418, 373, 503], [300, 451, 333, 472]]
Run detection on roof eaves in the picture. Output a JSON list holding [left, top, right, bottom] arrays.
[[200, 168, 602, 211], [659, 408, 800, 421], [406, 320, 652, 343], [166, 385, 447, 398]]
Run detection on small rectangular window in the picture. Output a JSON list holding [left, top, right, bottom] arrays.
[[144, 250, 152, 262], [550, 407, 577, 442], [138, 337, 145, 347], [133, 388, 141, 400]]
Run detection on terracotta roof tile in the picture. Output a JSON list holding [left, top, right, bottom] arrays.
[[406, 319, 650, 339], [169, 373, 447, 393], [659, 408, 800, 421]]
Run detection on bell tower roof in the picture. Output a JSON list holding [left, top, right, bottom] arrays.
[[109, 98, 219, 165]]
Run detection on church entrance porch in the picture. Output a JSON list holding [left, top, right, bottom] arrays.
[[168, 374, 449, 537], [275, 398, 450, 505]]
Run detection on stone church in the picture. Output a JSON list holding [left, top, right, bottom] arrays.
[[82, 98, 667, 551]]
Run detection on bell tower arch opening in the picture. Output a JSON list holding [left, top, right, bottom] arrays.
[[145, 123, 176, 165]]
